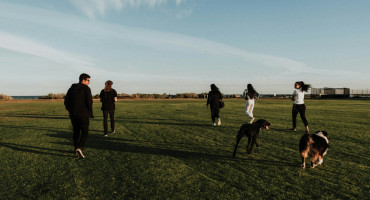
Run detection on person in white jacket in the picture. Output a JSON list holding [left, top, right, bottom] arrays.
[[243, 84, 259, 124]]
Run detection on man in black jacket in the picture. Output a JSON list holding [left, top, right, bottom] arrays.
[[64, 73, 93, 158]]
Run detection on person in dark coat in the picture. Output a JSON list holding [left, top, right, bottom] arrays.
[[100, 80, 118, 136], [64, 73, 93, 159], [206, 84, 223, 126]]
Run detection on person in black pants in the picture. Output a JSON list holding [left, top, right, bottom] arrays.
[[207, 84, 223, 126], [290, 81, 311, 133], [64, 73, 93, 159], [100, 80, 118, 136]]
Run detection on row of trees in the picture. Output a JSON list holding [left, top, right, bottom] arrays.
[[0, 93, 239, 101], [37, 93, 222, 99]]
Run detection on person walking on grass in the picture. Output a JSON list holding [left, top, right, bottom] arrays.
[[100, 80, 118, 137], [243, 83, 259, 124], [290, 81, 311, 133], [64, 73, 93, 159], [207, 84, 223, 126]]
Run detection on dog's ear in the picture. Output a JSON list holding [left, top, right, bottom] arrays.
[[321, 131, 328, 137]]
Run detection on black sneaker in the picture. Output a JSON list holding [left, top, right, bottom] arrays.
[[76, 148, 85, 159]]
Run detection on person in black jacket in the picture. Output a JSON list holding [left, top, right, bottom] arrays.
[[207, 84, 223, 126], [100, 80, 118, 136], [64, 73, 93, 159]]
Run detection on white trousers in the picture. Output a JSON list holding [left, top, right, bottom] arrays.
[[245, 100, 255, 118]]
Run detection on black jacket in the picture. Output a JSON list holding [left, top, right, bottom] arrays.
[[100, 89, 117, 111], [207, 90, 222, 108], [64, 83, 93, 118]]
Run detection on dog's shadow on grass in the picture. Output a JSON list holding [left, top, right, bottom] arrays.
[[48, 131, 297, 167]]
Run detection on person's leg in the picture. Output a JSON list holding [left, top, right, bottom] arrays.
[[71, 117, 81, 150], [103, 110, 108, 135], [292, 104, 298, 130], [248, 101, 255, 124], [211, 108, 216, 125], [215, 107, 221, 125], [245, 101, 252, 118], [249, 101, 254, 118], [298, 104, 309, 132], [78, 117, 89, 149], [109, 110, 115, 133]]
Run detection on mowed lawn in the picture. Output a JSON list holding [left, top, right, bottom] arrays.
[[0, 99, 369, 199]]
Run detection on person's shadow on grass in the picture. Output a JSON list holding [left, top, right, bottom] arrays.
[[0, 142, 75, 158], [48, 131, 297, 167]]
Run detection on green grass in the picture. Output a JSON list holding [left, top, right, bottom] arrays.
[[0, 99, 369, 199]]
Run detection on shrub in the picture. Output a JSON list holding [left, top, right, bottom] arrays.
[[0, 94, 13, 100], [39, 93, 65, 99]]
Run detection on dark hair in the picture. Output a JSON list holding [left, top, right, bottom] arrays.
[[210, 84, 219, 92], [295, 81, 311, 92], [247, 84, 257, 99], [104, 80, 113, 92], [79, 73, 90, 83]]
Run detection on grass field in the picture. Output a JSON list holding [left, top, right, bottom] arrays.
[[0, 99, 369, 199]]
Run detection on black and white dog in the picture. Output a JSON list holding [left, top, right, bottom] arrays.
[[299, 131, 329, 169], [232, 119, 270, 157]]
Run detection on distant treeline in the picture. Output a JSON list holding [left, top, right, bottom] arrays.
[[0, 94, 13, 100], [37, 93, 240, 99]]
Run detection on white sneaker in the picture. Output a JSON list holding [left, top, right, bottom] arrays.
[[212, 122, 216, 126], [111, 130, 115, 134], [217, 118, 221, 126], [249, 117, 255, 124], [76, 148, 85, 159]]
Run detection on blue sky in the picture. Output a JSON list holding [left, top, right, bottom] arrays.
[[1, 0, 369, 95]]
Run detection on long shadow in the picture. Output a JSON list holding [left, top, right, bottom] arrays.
[[0, 124, 101, 133], [122, 120, 214, 127], [0, 142, 74, 158], [115, 116, 214, 127], [48, 132, 297, 167], [0, 113, 69, 120]]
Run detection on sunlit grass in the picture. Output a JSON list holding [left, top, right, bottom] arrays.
[[0, 99, 369, 199]]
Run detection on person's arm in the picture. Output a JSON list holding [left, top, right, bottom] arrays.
[[206, 92, 210, 108], [243, 89, 247, 99], [291, 90, 296, 101], [100, 90, 103, 102], [86, 87, 93, 116], [64, 88, 71, 110], [113, 89, 118, 102], [255, 92, 260, 100]]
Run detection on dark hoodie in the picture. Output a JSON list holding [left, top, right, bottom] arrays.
[[64, 83, 93, 118]]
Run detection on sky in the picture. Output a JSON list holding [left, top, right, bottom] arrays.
[[1, 0, 369, 95]]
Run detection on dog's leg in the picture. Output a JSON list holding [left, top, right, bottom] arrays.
[[300, 150, 309, 169], [301, 156, 306, 169], [247, 137, 253, 154], [311, 153, 319, 168], [232, 133, 243, 158], [318, 155, 323, 165]]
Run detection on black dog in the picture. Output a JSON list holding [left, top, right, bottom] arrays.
[[299, 131, 329, 169], [232, 119, 270, 157]]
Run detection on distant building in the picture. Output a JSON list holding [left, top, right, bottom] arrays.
[[311, 87, 350, 98]]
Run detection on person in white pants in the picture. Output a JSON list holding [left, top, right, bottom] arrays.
[[243, 84, 259, 124]]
